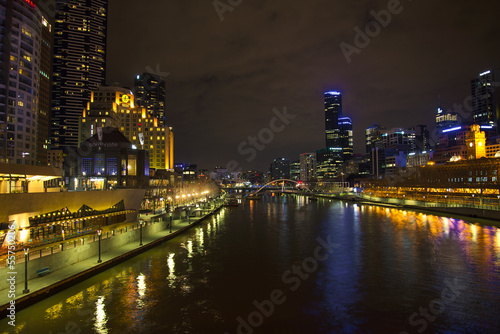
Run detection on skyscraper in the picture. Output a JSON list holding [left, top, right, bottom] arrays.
[[270, 157, 290, 180], [79, 86, 174, 170], [50, 0, 108, 149], [36, 14, 53, 165], [300, 153, 316, 182], [435, 97, 458, 131], [134, 73, 166, 126], [0, 0, 43, 165], [365, 123, 386, 154], [338, 116, 353, 161], [324, 91, 342, 149], [471, 69, 500, 132]]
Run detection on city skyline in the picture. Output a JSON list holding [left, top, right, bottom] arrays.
[[106, 0, 500, 170]]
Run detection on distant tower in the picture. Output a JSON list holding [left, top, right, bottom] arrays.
[[466, 124, 486, 159], [324, 91, 342, 149], [471, 70, 500, 131], [134, 73, 167, 127], [50, 0, 108, 149]]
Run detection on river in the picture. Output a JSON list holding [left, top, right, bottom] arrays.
[[1, 194, 499, 333]]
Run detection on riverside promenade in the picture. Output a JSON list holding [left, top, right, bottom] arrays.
[[0, 200, 224, 318]]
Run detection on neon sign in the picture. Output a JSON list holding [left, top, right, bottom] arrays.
[[24, 0, 35, 8]]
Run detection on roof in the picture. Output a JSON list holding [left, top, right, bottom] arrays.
[[80, 127, 133, 149]]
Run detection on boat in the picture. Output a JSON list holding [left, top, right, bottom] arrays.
[[246, 194, 261, 200], [224, 197, 239, 206]]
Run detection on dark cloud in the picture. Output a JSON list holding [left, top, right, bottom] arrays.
[[107, 0, 500, 170]]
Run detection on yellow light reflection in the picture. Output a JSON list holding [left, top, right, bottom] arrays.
[[167, 253, 176, 285], [94, 296, 108, 334], [45, 302, 63, 320], [137, 273, 146, 298]]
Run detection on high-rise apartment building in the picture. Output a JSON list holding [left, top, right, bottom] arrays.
[[134, 73, 166, 126], [471, 69, 500, 132], [36, 13, 53, 165], [79, 86, 174, 170], [50, 0, 108, 149], [0, 0, 43, 165]]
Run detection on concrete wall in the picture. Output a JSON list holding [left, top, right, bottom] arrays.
[[0, 219, 167, 290], [0, 189, 146, 223]]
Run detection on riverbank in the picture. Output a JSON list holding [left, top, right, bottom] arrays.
[[0, 202, 224, 318], [314, 193, 500, 227]]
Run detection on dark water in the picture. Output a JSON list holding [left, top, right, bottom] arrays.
[[1, 195, 500, 334]]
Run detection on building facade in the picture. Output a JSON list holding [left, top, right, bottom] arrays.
[[471, 69, 500, 132], [50, 0, 108, 149], [300, 153, 316, 182], [270, 157, 290, 180], [133, 73, 166, 127], [79, 86, 174, 170], [0, 0, 43, 165]]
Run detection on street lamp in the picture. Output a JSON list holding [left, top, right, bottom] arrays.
[[139, 220, 144, 246], [23, 248, 29, 294], [472, 194, 475, 207], [97, 229, 102, 263], [169, 213, 173, 233]]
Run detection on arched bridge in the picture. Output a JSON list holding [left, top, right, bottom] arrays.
[[251, 179, 315, 195]]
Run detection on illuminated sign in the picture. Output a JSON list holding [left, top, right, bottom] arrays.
[[121, 95, 130, 103], [24, 0, 35, 8], [325, 91, 341, 96], [442, 126, 462, 133]]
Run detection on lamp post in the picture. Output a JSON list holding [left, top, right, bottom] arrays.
[[169, 213, 173, 233], [472, 194, 475, 207], [23, 248, 29, 294], [97, 229, 102, 263], [139, 219, 144, 246]]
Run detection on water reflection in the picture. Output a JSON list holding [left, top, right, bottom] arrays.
[[1, 198, 499, 334], [93, 296, 108, 334]]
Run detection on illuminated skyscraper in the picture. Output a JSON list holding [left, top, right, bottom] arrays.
[[324, 91, 342, 150], [471, 69, 500, 132], [134, 73, 166, 127], [80, 86, 174, 170], [50, 0, 108, 149], [338, 116, 353, 161], [0, 0, 43, 165]]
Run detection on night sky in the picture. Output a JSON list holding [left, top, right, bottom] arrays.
[[106, 0, 500, 171]]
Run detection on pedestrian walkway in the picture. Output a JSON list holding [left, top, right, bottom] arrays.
[[0, 204, 223, 316]]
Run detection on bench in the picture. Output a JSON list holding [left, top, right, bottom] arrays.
[[36, 267, 51, 277]]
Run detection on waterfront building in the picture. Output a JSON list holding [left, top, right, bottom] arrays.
[[50, 0, 108, 149], [74, 127, 149, 191], [486, 137, 500, 158], [300, 153, 316, 182], [270, 157, 290, 180], [471, 69, 500, 131], [134, 73, 166, 127], [0, 0, 43, 165], [79, 86, 174, 170]]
